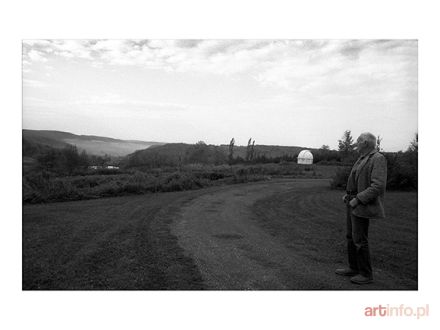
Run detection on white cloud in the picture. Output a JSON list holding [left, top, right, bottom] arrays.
[[252, 40, 417, 96], [22, 39, 417, 98], [23, 79, 47, 88], [23, 93, 194, 113], [52, 40, 93, 59], [27, 49, 48, 62], [23, 40, 92, 63], [70, 93, 193, 111]]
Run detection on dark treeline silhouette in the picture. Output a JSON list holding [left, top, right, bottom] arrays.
[[126, 138, 347, 168], [22, 131, 417, 204], [23, 137, 118, 176], [331, 132, 418, 191], [126, 142, 227, 169]]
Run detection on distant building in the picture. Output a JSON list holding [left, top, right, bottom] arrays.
[[297, 150, 313, 165], [88, 165, 120, 170]]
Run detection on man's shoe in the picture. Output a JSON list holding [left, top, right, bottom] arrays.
[[350, 274, 373, 284], [335, 268, 359, 276]]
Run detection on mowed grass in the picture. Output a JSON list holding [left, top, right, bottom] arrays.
[[22, 191, 205, 290], [253, 187, 418, 289], [23, 180, 417, 290]]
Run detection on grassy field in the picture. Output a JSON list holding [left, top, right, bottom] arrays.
[[22, 191, 206, 289], [253, 188, 418, 288], [23, 179, 417, 290]]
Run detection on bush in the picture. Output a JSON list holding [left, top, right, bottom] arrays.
[[21, 162, 343, 204], [385, 152, 417, 190], [22, 179, 43, 203], [330, 166, 351, 190], [330, 151, 418, 191]]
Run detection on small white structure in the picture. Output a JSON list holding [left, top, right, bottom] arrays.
[[297, 150, 313, 165]]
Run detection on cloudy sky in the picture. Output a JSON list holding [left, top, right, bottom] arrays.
[[22, 39, 417, 151]]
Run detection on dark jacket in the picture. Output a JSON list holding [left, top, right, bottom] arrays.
[[346, 150, 387, 219]]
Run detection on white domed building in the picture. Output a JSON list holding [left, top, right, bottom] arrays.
[[297, 150, 313, 165]]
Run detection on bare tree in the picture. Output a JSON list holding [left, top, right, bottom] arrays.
[[251, 140, 255, 161], [246, 138, 255, 161], [228, 138, 235, 164]]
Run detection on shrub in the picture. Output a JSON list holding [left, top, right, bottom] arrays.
[[21, 162, 351, 204], [47, 179, 83, 201], [330, 151, 418, 191], [330, 166, 351, 190], [385, 152, 417, 190]]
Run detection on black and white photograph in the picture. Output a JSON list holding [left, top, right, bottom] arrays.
[[2, 1, 439, 329], [22, 39, 418, 290]]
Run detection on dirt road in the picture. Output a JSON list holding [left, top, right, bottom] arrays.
[[171, 179, 417, 290]]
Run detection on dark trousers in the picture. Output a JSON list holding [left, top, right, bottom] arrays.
[[346, 205, 372, 278]]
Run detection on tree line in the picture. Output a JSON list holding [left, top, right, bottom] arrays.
[[23, 138, 115, 176], [24, 130, 418, 191], [331, 130, 418, 190]]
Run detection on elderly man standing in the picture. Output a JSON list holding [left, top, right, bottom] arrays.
[[335, 132, 387, 284]]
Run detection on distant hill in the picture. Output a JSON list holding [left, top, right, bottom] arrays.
[[126, 143, 227, 167], [218, 144, 312, 159], [125, 142, 319, 168], [22, 129, 165, 157]]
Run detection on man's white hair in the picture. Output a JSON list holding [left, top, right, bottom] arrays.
[[360, 132, 377, 148]]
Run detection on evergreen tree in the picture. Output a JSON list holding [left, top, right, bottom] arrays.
[[338, 130, 355, 154]]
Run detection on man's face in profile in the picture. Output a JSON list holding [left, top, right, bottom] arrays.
[[355, 135, 369, 155]]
